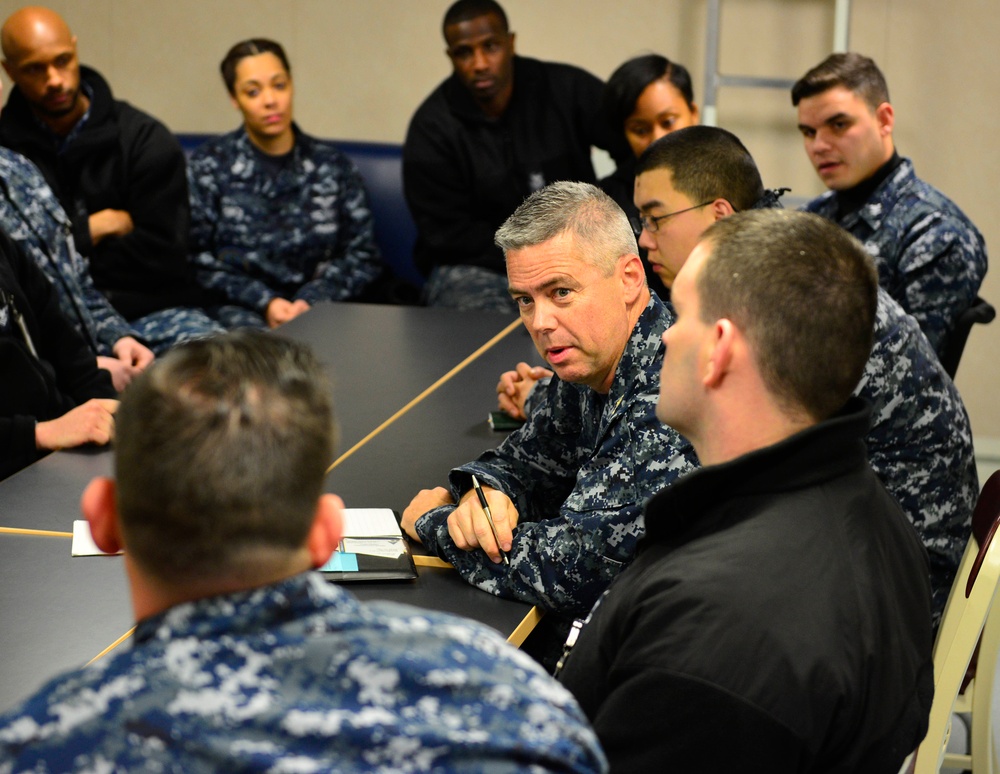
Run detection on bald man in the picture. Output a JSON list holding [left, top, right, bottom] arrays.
[[0, 6, 221, 352]]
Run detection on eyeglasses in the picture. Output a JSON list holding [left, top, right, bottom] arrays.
[[636, 201, 714, 234]]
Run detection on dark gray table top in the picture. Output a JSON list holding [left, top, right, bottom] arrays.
[[0, 303, 541, 713]]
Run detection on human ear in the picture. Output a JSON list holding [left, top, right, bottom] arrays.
[[620, 253, 646, 302], [81, 477, 123, 554], [710, 198, 736, 222], [876, 102, 895, 136], [703, 318, 736, 387], [307, 494, 345, 568]]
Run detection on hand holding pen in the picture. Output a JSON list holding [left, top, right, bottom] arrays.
[[445, 476, 516, 565], [471, 475, 509, 566]]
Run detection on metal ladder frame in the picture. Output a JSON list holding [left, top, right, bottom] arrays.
[[702, 0, 852, 126]]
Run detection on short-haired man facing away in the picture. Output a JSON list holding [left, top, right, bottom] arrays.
[[558, 210, 933, 772], [793, 52, 987, 354], [0, 330, 607, 773]]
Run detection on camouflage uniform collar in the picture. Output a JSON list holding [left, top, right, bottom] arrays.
[[133, 572, 354, 647], [603, 293, 673, 414], [839, 156, 914, 231]]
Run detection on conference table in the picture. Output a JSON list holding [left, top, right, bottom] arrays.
[[0, 302, 542, 713]]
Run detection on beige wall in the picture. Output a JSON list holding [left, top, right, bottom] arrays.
[[2, 0, 998, 440]]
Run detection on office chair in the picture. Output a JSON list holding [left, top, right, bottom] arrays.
[[913, 470, 1000, 773], [939, 296, 995, 380]]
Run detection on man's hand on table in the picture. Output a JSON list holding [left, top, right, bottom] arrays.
[[496, 362, 552, 421], [402, 486, 455, 541], [35, 399, 119, 451]]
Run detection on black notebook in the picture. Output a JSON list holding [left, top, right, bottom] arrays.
[[319, 508, 417, 582]]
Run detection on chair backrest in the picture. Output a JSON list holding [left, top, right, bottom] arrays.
[[176, 134, 423, 290], [939, 296, 995, 379], [968, 471, 1000, 596], [914, 469, 1000, 773]]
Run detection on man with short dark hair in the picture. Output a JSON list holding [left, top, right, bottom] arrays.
[[631, 127, 977, 623], [558, 209, 933, 771], [0, 6, 221, 350], [402, 181, 697, 623], [0, 329, 607, 773], [403, 0, 625, 311], [792, 52, 987, 354]]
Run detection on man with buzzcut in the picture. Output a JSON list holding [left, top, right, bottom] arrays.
[[0, 6, 221, 351], [404, 0, 625, 311], [402, 181, 698, 653], [557, 209, 933, 770], [0, 329, 607, 773], [792, 52, 987, 355]]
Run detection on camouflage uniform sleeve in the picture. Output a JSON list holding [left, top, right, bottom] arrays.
[[293, 154, 381, 304], [188, 150, 275, 311], [892, 216, 987, 353], [67, 231, 135, 353], [857, 291, 978, 624], [416, 381, 696, 616], [0, 151, 135, 355]]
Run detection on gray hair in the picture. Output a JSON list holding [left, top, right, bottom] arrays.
[[494, 181, 637, 274]]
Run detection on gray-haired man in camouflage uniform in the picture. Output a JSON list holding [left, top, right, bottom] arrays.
[[402, 182, 699, 636], [793, 52, 987, 355], [0, 329, 607, 773]]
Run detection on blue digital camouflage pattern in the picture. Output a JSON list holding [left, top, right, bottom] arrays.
[[464, 288, 973, 625], [0, 148, 224, 356], [0, 147, 132, 355], [803, 158, 987, 353], [416, 295, 699, 617], [860, 288, 977, 624], [0, 573, 607, 773], [424, 264, 518, 314], [188, 127, 382, 321]]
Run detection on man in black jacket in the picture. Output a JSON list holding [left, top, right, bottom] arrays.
[[0, 6, 220, 350], [557, 210, 933, 772], [1, 228, 116, 480], [403, 0, 625, 311]]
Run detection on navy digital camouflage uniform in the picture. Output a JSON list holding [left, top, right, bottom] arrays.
[[861, 288, 977, 624], [0, 572, 607, 773], [803, 158, 987, 354], [188, 127, 382, 328], [508, 289, 973, 625], [416, 295, 699, 617], [0, 148, 223, 355], [423, 264, 518, 314]]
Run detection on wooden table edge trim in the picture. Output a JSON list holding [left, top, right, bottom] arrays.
[[87, 626, 136, 665], [327, 316, 523, 472], [0, 526, 72, 538], [412, 555, 453, 569], [506, 606, 544, 647]]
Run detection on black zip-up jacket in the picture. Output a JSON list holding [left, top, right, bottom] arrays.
[[0, 66, 200, 319], [0, 230, 114, 480], [559, 399, 934, 772], [403, 55, 628, 276]]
